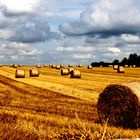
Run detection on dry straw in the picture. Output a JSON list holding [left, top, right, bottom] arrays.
[[61, 69, 69, 76], [70, 70, 81, 78], [30, 69, 39, 77], [15, 69, 25, 78], [97, 82, 140, 128]]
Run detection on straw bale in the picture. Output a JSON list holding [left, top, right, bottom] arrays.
[[87, 65, 92, 69], [30, 69, 39, 77], [61, 69, 69, 76], [97, 82, 140, 128], [15, 69, 25, 78], [70, 70, 81, 78], [117, 66, 125, 73], [113, 65, 118, 70]]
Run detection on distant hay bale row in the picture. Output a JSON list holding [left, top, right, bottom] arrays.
[[50, 64, 64, 69], [15, 69, 39, 78], [97, 82, 140, 128], [9, 64, 23, 68]]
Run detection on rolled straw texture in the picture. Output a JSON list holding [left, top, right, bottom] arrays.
[[61, 69, 69, 76], [70, 70, 81, 78], [97, 82, 140, 128], [15, 69, 25, 78], [30, 69, 39, 77]]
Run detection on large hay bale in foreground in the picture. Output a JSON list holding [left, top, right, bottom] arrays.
[[15, 69, 25, 78], [30, 69, 39, 77], [70, 70, 81, 78], [61, 69, 69, 76], [97, 82, 140, 128]]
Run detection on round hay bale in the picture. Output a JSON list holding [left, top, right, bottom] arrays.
[[125, 65, 129, 68], [51, 64, 56, 68], [0, 64, 3, 67], [13, 64, 18, 68], [18, 64, 23, 67], [15, 69, 25, 78], [109, 65, 113, 67], [117, 66, 125, 73], [68, 64, 73, 67], [56, 65, 61, 69], [68, 68, 74, 73], [44, 64, 48, 67], [87, 65, 92, 69], [97, 82, 140, 128], [61, 69, 69, 76], [113, 65, 118, 70], [9, 64, 13, 67], [60, 64, 64, 68], [78, 64, 83, 67], [70, 70, 81, 78], [30, 69, 39, 77], [36, 64, 41, 68]]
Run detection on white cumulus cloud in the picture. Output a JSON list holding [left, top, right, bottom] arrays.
[[0, 0, 39, 15], [120, 34, 140, 43], [108, 47, 120, 53]]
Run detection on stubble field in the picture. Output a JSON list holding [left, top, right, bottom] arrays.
[[0, 65, 140, 139]]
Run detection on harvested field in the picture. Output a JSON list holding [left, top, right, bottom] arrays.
[[0, 66, 140, 139]]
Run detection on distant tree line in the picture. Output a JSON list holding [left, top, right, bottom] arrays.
[[91, 53, 140, 67]]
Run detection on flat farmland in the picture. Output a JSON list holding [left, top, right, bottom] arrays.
[[0, 66, 140, 139]]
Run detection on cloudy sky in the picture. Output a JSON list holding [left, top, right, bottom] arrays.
[[0, 0, 140, 65]]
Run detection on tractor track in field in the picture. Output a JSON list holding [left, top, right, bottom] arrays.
[[0, 74, 98, 122]]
